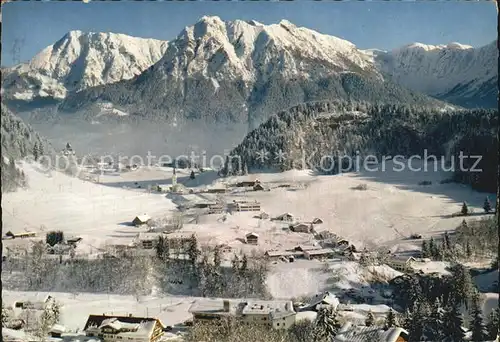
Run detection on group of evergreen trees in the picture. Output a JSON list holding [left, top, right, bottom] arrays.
[[391, 264, 498, 341], [155, 234, 269, 299], [421, 216, 497, 262]]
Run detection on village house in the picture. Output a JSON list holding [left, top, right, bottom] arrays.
[[83, 314, 165, 342], [49, 324, 66, 338], [294, 245, 322, 253], [132, 214, 151, 227], [296, 291, 340, 312], [136, 233, 161, 249], [245, 232, 259, 245], [217, 244, 233, 254], [265, 250, 297, 261], [66, 237, 82, 246], [254, 212, 270, 220], [207, 188, 227, 194], [230, 200, 261, 212], [289, 223, 313, 233], [303, 248, 335, 260], [207, 203, 225, 214], [272, 213, 294, 222], [311, 218, 324, 225], [333, 322, 409, 342], [188, 299, 296, 330], [387, 256, 417, 272], [4, 231, 37, 239], [194, 202, 217, 209], [234, 180, 260, 187], [253, 183, 266, 191], [163, 231, 196, 253]]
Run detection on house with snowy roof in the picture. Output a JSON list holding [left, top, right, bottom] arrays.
[[333, 322, 409, 342], [132, 214, 151, 227], [188, 299, 296, 330], [83, 314, 165, 342]]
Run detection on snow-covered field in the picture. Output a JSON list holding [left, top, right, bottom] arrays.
[[1, 162, 177, 254], [2, 160, 495, 257], [1, 160, 497, 340]]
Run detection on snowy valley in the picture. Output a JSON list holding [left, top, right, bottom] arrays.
[[1, 11, 499, 342]]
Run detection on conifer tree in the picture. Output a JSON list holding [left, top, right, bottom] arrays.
[[426, 297, 444, 341], [156, 236, 165, 261], [33, 142, 40, 161], [365, 311, 375, 327], [421, 240, 429, 258], [314, 306, 340, 341], [442, 302, 465, 342], [461, 202, 469, 216], [486, 308, 499, 340], [466, 240, 472, 258], [444, 231, 451, 250], [483, 197, 492, 213], [1, 302, 9, 327], [190, 170, 195, 180], [384, 308, 397, 330], [408, 302, 424, 342], [470, 293, 488, 341], [188, 234, 200, 271]]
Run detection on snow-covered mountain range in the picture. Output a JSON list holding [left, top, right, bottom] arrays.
[[2, 31, 167, 102], [368, 40, 498, 108], [1, 16, 496, 125], [57, 16, 443, 126]]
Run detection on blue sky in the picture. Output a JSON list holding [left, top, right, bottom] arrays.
[[1, 1, 497, 67]]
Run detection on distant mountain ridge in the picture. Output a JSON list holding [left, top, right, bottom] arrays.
[[1, 17, 496, 125], [2, 31, 168, 104], [57, 16, 444, 127], [368, 40, 498, 108]]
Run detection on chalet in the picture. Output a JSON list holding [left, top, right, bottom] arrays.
[[137, 233, 161, 249], [66, 237, 82, 246], [311, 218, 324, 225], [163, 232, 196, 253], [83, 314, 165, 342], [254, 212, 270, 220], [245, 233, 259, 245], [188, 299, 296, 330], [230, 200, 261, 212], [194, 201, 217, 209], [49, 324, 66, 338], [265, 250, 297, 261], [272, 213, 294, 222], [296, 291, 340, 312], [333, 322, 409, 342], [253, 183, 266, 191], [289, 223, 313, 233], [132, 214, 151, 227], [303, 248, 335, 260], [207, 203, 225, 214], [294, 245, 322, 253], [387, 256, 417, 272], [5, 231, 36, 239], [336, 239, 350, 247], [235, 180, 260, 187], [217, 244, 233, 254], [207, 188, 227, 194]]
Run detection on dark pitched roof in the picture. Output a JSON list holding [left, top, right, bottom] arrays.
[[83, 315, 163, 331]]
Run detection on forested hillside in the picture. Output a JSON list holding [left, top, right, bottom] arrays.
[[1, 104, 54, 192], [229, 101, 498, 192]]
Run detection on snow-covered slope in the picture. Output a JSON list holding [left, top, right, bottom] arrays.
[[60, 16, 441, 127], [2, 31, 168, 101], [368, 41, 498, 108]]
